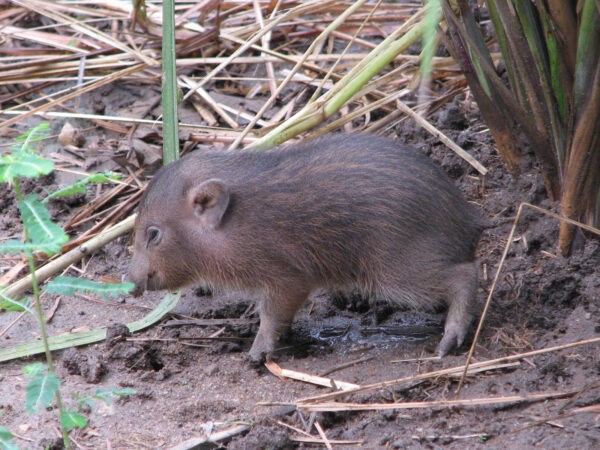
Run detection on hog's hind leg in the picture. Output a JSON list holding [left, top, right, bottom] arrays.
[[437, 261, 479, 356]]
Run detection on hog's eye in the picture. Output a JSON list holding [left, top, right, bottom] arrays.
[[146, 226, 162, 247]]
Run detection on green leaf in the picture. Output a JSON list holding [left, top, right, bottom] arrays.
[[76, 387, 137, 411], [419, 0, 442, 86], [0, 240, 49, 256], [18, 195, 69, 255], [92, 387, 137, 404], [61, 409, 88, 431], [0, 426, 19, 450], [84, 171, 122, 184], [108, 387, 137, 397], [14, 123, 50, 151], [44, 171, 121, 203], [0, 152, 53, 184], [0, 123, 53, 184], [23, 362, 45, 377], [45, 276, 135, 299], [0, 292, 32, 314], [44, 183, 87, 200], [161, 0, 180, 164], [25, 368, 60, 413]]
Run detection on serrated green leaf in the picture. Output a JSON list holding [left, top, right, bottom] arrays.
[[0, 123, 52, 184], [44, 171, 121, 203], [0, 292, 32, 314], [25, 369, 60, 413], [0, 240, 46, 256], [14, 123, 50, 150], [0, 152, 54, 184], [45, 276, 135, 299], [0, 426, 18, 450], [18, 195, 68, 255], [23, 362, 45, 377], [44, 183, 87, 201], [61, 409, 88, 431], [86, 171, 121, 183]]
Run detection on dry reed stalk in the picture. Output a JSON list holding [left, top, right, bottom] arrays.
[[457, 202, 600, 392], [299, 390, 576, 412], [271, 418, 364, 447], [294, 336, 600, 406], [0, 64, 146, 129], [265, 360, 360, 392], [314, 421, 333, 450]]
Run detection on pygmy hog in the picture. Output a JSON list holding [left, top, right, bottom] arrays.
[[128, 134, 484, 362]]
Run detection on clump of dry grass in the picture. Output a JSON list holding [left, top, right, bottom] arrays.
[[0, 0, 480, 293]]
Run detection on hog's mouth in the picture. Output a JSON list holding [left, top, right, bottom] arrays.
[[130, 283, 145, 297], [130, 270, 188, 297], [129, 269, 161, 297]]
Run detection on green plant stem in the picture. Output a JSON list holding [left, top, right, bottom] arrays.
[[27, 254, 71, 449], [161, 0, 179, 163], [251, 10, 429, 150], [15, 179, 72, 449]]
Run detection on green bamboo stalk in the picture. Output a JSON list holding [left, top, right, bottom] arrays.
[[419, 0, 442, 92], [230, 0, 370, 150], [161, 0, 179, 164], [251, 6, 435, 150]]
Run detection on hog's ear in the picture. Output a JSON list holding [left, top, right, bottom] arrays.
[[187, 179, 230, 229]]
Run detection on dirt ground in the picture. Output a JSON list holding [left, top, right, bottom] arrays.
[[1, 84, 599, 449]]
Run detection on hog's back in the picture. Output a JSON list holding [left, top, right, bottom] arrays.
[[142, 134, 482, 304]]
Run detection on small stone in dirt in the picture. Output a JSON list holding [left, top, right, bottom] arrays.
[[393, 438, 412, 448], [227, 426, 290, 450], [379, 435, 392, 445], [204, 363, 219, 376], [58, 122, 86, 148], [382, 410, 396, 421], [108, 344, 141, 361], [105, 323, 132, 348], [539, 355, 570, 382], [211, 341, 242, 354], [436, 103, 469, 130], [140, 368, 171, 382], [62, 348, 107, 383], [38, 437, 63, 450]]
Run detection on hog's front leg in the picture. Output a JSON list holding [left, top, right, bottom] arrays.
[[249, 288, 309, 363]]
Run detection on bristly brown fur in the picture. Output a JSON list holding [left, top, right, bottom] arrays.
[[129, 134, 484, 361]]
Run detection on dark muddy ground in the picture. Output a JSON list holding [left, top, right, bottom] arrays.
[[1, 86, 599, 450]]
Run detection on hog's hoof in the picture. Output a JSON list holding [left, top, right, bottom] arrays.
[[248, 338, 275, 367], [436, 326, 468, 357]]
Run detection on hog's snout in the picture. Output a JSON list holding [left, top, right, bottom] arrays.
[[126, 270, 146, 297], [129, 282, 145, 297], [126, 259, 149, 297]]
